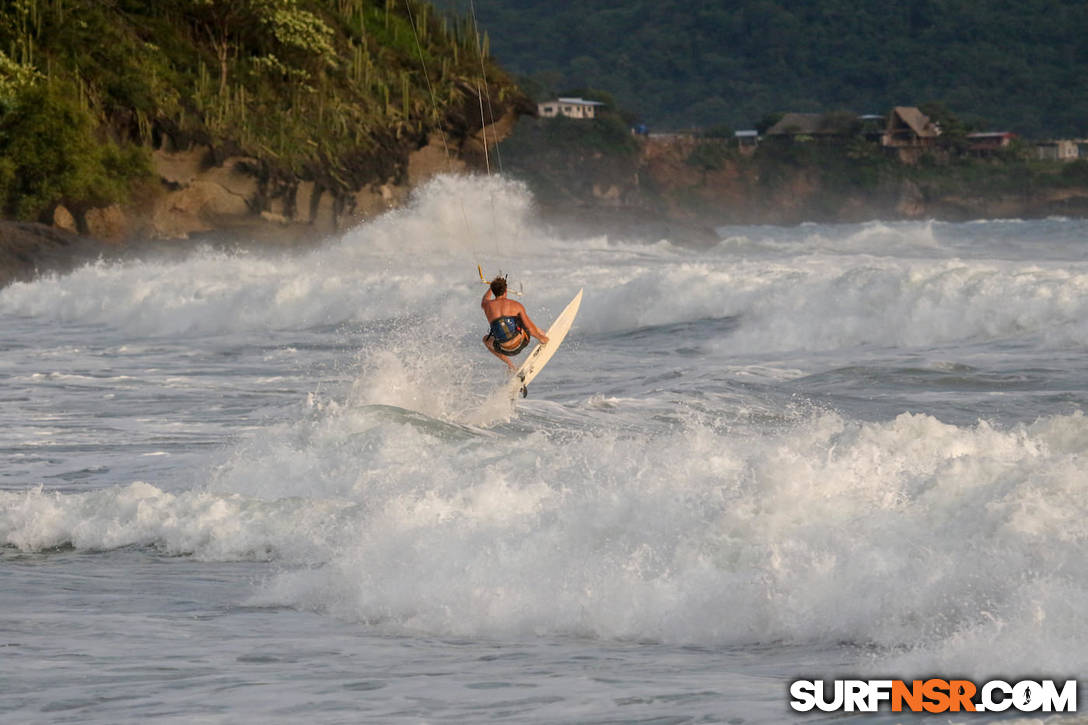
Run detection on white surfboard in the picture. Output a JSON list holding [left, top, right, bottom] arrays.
[[507, 289, 583, 399]]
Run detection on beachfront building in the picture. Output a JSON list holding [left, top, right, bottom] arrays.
[[735, 129, 759, 155], [966, 132, 1018, 156], [881, 106, 941, 163], [1035, 139, 1082, 161], [882, 107, 941, 149], [537, 97, 606, 119]]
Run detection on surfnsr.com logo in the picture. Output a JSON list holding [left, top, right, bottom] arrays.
[[789, 679, 1078, 713]]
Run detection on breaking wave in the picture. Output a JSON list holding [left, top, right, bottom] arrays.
[[4, 406, 1086, 677]]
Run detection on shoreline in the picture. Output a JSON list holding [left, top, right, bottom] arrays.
[[8, 198, 1088, 290]]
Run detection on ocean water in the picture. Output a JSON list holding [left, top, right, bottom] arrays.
[[2, 175, 1087, 723]]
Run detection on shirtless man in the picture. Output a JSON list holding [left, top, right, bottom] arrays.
[[481, 275, 548, 373]]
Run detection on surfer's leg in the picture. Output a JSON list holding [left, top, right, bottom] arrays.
[[483, 334, 517, 371]]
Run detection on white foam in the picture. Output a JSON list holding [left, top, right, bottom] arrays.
[[7, 409, 1086, 676], [0, 481, 355, 562], [250, 409, 1088, 679], [573, 255, 1088, 352]]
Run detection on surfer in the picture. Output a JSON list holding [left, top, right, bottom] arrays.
[[482, 275, 548, 373]]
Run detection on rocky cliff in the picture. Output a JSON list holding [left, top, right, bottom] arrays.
[[636, 138, 1088, 225], [1, 107, 522, 287], [46, 105, 521, 246], [506, 131, 1088, 238]]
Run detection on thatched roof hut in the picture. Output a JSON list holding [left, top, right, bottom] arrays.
[[883, 107, 940, 147]]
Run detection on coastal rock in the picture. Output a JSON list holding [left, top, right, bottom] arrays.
[[40, 114, 518, 245], [461, 108, 522, 167], [408, 139, 465, 186], [85, 204, 128, 243], [313, 191, 337, 233], [0, 222, 107, 287], [200, 157, 260, 201], [592, 184, 622, 203], [52, 205, 78, 234], [148, 180, 250, 239], [295, 181, 317, 223], [896, 180, 925, 218], [152, 148, 206, 188]]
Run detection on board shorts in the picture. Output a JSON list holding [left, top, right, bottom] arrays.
[[491, 332, 529, 356]]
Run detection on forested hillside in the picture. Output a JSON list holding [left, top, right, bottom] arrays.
[[0, 0, 520, 226], [436, 0, 1088, 137]]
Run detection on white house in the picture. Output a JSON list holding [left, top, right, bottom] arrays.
[[538, 97, 606, 119], [1035, 139, 1083, 161]]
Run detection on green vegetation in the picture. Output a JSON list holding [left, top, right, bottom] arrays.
[[1062, 159, 1088, 185], [0, 77, 150, 221], [434, 0, 1088, 137], [685, 140, 734, 175], [0, 0, 519, 224], [499, 107, 638, 204], [912, 156, 1086, 196], [539, 114, 637, 157]]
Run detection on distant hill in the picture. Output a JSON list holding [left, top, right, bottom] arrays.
[[435, 0, 1088, 137]]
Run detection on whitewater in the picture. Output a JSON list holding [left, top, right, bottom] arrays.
[[2, 175, 1086, 723]]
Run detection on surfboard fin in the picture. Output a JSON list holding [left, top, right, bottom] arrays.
[[520, 384, 528, 398]]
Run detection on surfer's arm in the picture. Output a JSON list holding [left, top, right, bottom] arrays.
[[518, 310, 549, 344], [481, 288, 494, 307]]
